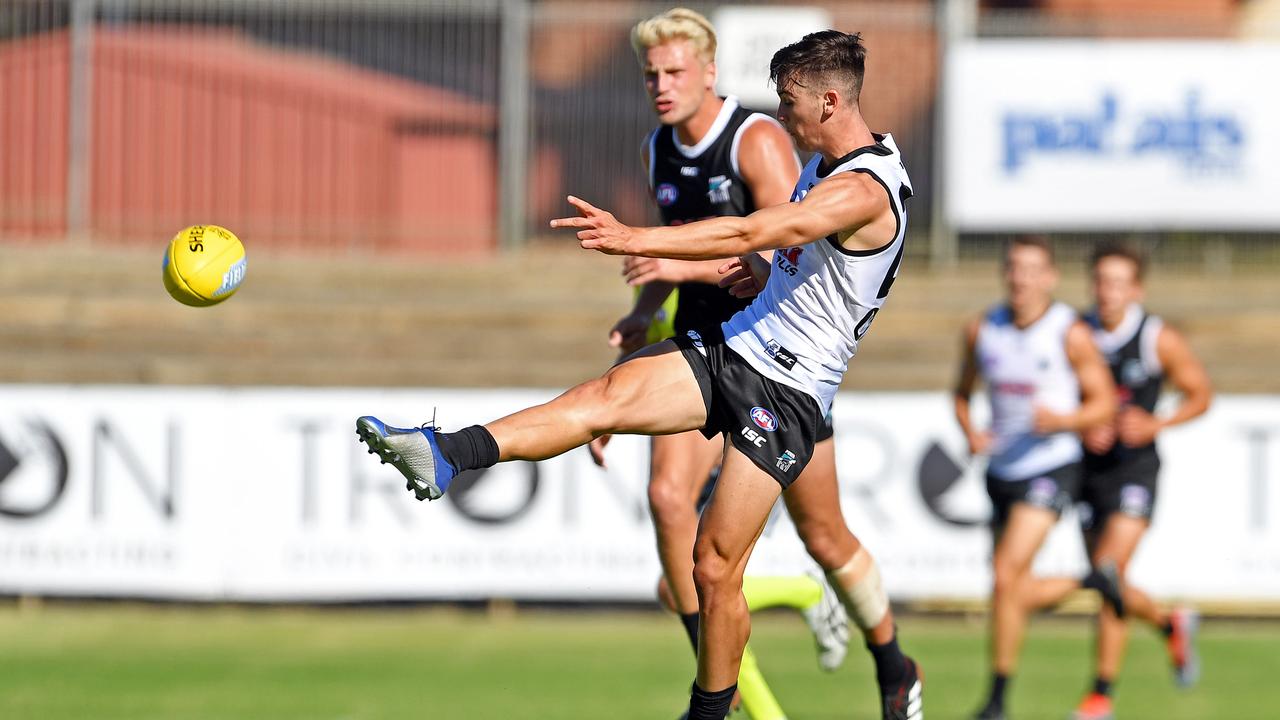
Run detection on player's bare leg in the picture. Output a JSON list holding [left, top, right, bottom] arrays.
[[650, 431, 724, 615], [487, 341, 707, 460], [976, 504, 1056, 719], [783, 438, 922, 709], [357, 341, 707, 500], [686, 445, 780, 715]]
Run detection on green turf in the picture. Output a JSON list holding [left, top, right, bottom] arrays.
[[0, 604, 1274, 719]]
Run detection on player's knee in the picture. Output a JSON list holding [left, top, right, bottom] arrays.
[[991, 559, 1022, 597], [568, 374, 626, 430], [692, 543, 739, 601], [797, 522, 858, 570], [647, 475, 694, 525]]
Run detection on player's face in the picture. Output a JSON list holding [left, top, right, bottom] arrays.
[[1092, 256, 1143, 324], [1003, 244, 1057, 311], [774, 84, 824, 152], [641, 40, 715, 126]]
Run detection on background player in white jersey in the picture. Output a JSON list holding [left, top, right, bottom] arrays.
[[588, 11, 909, 718], [355, 30, 922, 720], [953, 235, 1118, 720], [1024, 242, 1212, 720]]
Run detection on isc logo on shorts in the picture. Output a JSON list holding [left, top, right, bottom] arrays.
[[740, 427, 768, 448], [750, 407, 777, 432]]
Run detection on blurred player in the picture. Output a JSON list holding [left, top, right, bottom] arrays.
[[585, 9, 908, 718], [953, 235, 1119, 720], [356, 29, 921, 720], [1026, 243, 1211, 720]]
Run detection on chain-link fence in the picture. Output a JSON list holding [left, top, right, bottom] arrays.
[[1, 0, 1276, 270]]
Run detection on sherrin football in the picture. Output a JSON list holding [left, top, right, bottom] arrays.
[[162, 225, 247, 307]]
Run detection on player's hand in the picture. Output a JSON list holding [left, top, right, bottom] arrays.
[[1083, 423, 1117, 454], [966, 429, 994, 456], [1033, 406, 1068, 435], [608, 312, 650, 354], [587, 434, 613, 468], [1117, 406, 1162, 447], [717, 254, 770, 298], [623, 256, 684, 285], [550, 196, 634, 255]]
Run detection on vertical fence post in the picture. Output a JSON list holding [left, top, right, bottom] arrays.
[[67, 0, 95, 244], [498, 0, 531, 252], [929, 0, 977, 268]]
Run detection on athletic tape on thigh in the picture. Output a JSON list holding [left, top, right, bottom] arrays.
[[826, 547, 889, 631]]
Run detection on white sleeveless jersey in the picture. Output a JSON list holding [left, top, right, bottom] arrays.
[[723, 134, 912, 412], [977, 302, 1083, 481]]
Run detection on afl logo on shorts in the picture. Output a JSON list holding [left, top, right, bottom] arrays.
[[750, 407, 778, 432], [656, 183, 679, 207]]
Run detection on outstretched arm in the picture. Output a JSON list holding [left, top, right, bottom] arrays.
[[551, 170, 888, 260]]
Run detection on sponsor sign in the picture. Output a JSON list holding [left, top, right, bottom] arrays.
[[1, 387, 1278, 602], [945, 41, 1280, 230], [711, 5, 832, 109]]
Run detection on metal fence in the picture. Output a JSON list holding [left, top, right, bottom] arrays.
[[0, 0, 1276, 269]]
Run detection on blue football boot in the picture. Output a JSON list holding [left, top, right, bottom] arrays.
[[355, 416, 456, 501]]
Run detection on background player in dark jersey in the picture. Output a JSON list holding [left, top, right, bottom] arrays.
[[1027, 242, 1212, 720], [590, 11, 913, 719], [954, 236, 1119, 720]]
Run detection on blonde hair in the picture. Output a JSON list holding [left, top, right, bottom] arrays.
[[630, 7, 717, 65]]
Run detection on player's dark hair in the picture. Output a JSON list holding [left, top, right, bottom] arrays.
[[1006, 234, 1055, 265], [769, 30, 866, 102], [1091, 240, 1147, 281]]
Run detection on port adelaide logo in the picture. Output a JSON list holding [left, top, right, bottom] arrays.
[[750, 407, 778, 432]]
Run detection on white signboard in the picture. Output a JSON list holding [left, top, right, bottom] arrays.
[[1, 386, 1278, 602], [712, 6, 832, 109], [945, 41, 1280, 230]]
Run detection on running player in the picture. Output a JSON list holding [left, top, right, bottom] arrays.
[[1033, 242, 1210, 720], [953, 235, 1119, 720], [356, 30, 922, 720], [588, 10, 905, 718]]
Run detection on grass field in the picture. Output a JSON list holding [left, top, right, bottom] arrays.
[[0, 604, 1276, 719]]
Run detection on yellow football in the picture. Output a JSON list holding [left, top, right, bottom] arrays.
[[162, 225, 247, 307]]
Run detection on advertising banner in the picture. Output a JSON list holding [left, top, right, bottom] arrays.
[[1, 386, 1277, 602], [945, 41, 1280, 230]]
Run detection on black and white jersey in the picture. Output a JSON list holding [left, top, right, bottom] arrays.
[[646, 95, 789, 333], [723, 134, 913, 413], [976, 302, 1083, 481], [1086, 303, 1165, 457]]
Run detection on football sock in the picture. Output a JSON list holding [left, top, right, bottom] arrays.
[[1161, 617, 1175, 637], [687, 682, 737, 720], [680, 612, 700, 652], [867, 630, 909, 689], [986, 673, 1010, 711], [737, 646, 787, 720], [1093, 676, 1113, 697], [742, 575, 823, 612], [435, 425, 498, 471]]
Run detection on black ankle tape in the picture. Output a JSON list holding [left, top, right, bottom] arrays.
[[436, 425, 499, 471]]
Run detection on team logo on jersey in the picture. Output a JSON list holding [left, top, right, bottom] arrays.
[[1119, 484, 1152, 517], [707, 175, 732, 204], [656, 183, 679, 207], [775, 246, 802, 277], [750, 407, 778, 432], [680, 166, 699, 177], [776, 450, 797, 472], [1121, 358, 1149, 387], [765, 340, 797, 371]]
